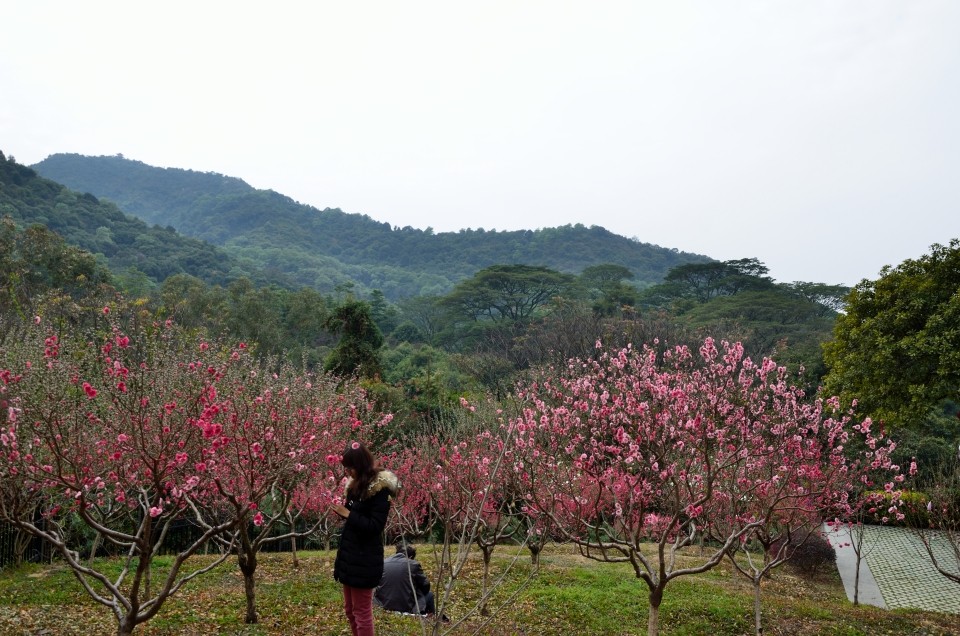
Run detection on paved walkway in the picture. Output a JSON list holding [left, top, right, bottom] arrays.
[[824, 523, 960, 614]]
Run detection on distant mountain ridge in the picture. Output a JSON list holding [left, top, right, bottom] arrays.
[[33, 153, 712, 300], [0, 151, 271, 288]]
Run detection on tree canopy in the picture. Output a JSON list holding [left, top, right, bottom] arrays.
[[441, 264, 578, 323], [323, 298, 385, 379], [823, 239, 960, 428], [657, 258, 774, 303]]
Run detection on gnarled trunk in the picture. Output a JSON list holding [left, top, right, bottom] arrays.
[[238, 549, 259, 623]]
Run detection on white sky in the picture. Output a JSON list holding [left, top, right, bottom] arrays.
[[2, 1, 958, 286]]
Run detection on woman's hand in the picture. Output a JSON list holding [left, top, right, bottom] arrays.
[[331, 504, 350, 519]]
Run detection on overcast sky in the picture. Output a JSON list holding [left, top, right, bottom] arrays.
[[2, 1, 958, 286]]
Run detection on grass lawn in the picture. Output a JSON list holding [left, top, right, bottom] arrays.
[[0, 544, 958, 635]]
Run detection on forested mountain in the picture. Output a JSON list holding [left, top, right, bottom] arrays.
[[33, 153, 712, 300], [3, 148, 854, 440], [0, 151, 273, 290], [5, 150, 952, 523]]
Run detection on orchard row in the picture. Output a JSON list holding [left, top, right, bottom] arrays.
[[0, 308, 905, 636]]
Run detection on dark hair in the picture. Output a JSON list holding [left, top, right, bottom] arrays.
[[395, 540, 416, 559], [342, 442, 377, 499]]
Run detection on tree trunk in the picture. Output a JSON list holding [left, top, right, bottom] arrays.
[[647, 603, 660, 636], [14, 529, 32, 566], [238, 550, 259, 624], [752, 578, 763, 635], [243, 569, 258, 623], [290, 534, 300, 569], [117, 613, 137, 636], [88, 532, 102, 566], [853, 554, 861, 606], [480, 547, 492, 616], [648, 588, 663, 636]]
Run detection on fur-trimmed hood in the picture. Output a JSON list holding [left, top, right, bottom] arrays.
[[345, 469, 400, 500]]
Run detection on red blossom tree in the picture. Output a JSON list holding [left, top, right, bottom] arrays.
[[0, 311, 242, 636], [704, 375, 903, 634], [390, 398, 530, 635], [511, 338, 900, 636], [187, 355, 386, 624]]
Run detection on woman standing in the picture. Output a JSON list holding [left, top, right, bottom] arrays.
[[331, 442, 399, 636]]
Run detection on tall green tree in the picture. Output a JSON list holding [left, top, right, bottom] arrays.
[[646, 258, 774, 307], [281, 286, 331, 363], [323, 298, 384, 379], [368, 288, 400, 336], [823, 239, 960, 428], [785, 281, 851, 315], [441, 264, 578, 323], [158, 273, 227, 331], [0, 218, 111, 317], [224, 278, 284, 355], [580, 264, 639, 316]]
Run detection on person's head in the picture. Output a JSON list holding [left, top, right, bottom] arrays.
[[341, 441, 374, 474], [395, 540, 416, 559], [342, 441, 377, 497]]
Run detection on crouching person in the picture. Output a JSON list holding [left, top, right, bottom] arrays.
[[374, 541, 435, 615]]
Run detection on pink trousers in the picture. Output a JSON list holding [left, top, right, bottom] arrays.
[[342, 585, 375, 636]]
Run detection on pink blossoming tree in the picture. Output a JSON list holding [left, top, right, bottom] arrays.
[[0, 312, 241, 636], [187, 353, 387, 624], [391, 398, 531, 635], [511, 338, 898, 636], [705, 375, 903, 635]]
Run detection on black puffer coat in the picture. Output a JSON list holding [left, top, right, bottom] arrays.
[[333, 470, 400, 589]]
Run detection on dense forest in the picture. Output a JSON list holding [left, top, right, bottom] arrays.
[[33, 153, 712, 300], [0, 152, 277, 290], [5, 149, 956, 471]]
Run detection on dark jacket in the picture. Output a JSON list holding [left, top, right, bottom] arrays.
[[374, 552, 432, 614], [333, 470, 399, 588]]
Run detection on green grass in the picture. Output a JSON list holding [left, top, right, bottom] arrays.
[[1, 545, 958, 635]]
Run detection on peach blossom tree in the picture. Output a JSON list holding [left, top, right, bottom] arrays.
[[0, 310, 241, 636], [511, 338, 901, 636], [186, 353, 390, 624]]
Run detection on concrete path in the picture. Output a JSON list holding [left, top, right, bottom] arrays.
[[824, 523, 960, 614], [822, 523, 886, 608]]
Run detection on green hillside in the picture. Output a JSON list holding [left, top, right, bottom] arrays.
[[4, 149, 848, 420], [33, 153, 712, 300], [0, 151, 271, 289]]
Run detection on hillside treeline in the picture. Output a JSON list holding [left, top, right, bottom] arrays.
[[32, 153, 712, 300], [5, 149, 956, 472], [0, 212, 842, 440]]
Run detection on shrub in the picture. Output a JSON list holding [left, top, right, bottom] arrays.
[[861, 489, 930, 527], [773, 532, 836, 578], [896, 490, 932, 528]]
